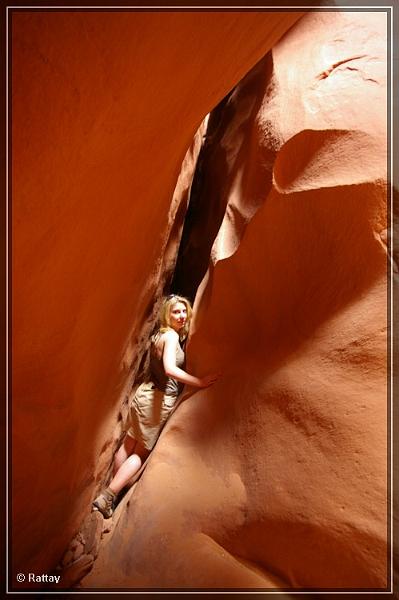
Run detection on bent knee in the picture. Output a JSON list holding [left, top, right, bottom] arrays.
[[127, 453, 142, 470]]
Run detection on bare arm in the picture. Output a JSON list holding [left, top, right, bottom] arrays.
[[162, 330, 218, 389]]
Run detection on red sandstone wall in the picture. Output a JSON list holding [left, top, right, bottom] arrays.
[[11, 10, 303, 584], [83, 10, 388, 589]]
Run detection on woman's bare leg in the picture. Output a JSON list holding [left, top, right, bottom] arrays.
[[113, 434, 137, 475], [93, 437, 150, 517], [109, 440, 149, 495]]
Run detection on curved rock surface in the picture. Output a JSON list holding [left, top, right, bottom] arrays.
[[83, 10, 388, 589], [11, 9, 304, 588]]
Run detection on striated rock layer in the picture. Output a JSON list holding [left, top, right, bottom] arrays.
[[11, 9, 304, 587], [83, 10, 388, 589]]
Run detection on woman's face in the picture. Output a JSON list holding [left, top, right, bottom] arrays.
[[169, 301, 187, 332]]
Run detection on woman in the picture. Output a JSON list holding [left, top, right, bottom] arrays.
[[92, 294, 218, 518]]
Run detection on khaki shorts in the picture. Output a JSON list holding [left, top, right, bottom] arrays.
[[126, 381, 178, 450]]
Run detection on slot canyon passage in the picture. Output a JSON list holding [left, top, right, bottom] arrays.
[[11, 8, 390, 592]]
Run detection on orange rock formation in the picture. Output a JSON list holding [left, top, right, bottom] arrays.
[[11, 9, 304, 589], [83, 10, 389, 589]]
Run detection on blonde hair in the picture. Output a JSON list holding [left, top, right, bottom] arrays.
[[158, 294, 193, 341]]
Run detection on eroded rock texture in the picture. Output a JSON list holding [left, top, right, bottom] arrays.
[[11, 9, 303, 588], [83, 10, 388, 589]]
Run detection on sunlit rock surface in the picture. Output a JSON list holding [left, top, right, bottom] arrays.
[[83, 10, 388, 589], [11, 9, 303, 587]]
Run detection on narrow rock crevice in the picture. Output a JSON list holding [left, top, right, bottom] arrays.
[[170, 91, 233, 302], [171, 52, 276, 301]]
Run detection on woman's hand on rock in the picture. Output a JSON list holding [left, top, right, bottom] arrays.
[[198, 373, 220, 388]]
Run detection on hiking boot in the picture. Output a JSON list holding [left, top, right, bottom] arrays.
[[92, 488, 116, 519]]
